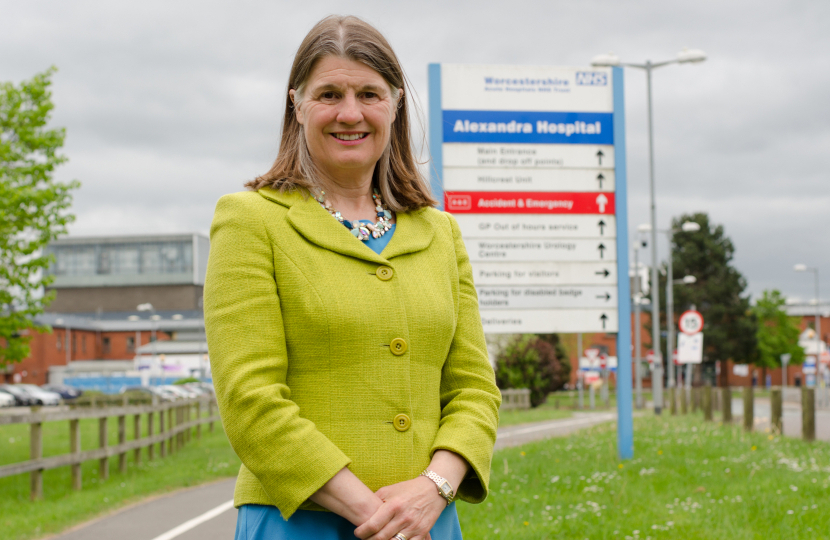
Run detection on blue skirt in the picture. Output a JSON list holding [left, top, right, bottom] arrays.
[[235, 502, 463, 540]]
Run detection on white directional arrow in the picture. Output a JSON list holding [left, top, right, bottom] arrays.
[[595, 193, 608, 213]]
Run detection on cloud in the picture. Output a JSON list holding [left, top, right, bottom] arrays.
[[3, 0, 828, 302]]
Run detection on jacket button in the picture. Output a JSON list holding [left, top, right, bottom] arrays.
[[393, 414, 411, 432], [390, 338, 407, 355], [376, 266, 393, 281]]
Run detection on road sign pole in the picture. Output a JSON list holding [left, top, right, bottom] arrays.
[[633, 244, 644, 409], [613, 66, 633, 459]]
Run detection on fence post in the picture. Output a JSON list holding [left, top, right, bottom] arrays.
[[669, 387, 677, 416], [743, 386, 754, 432], [771, 387, 783, 434], [680, 387, 688, 415], [70, 418, 82, 490], [208, 399, 214, 432], [692, 387, 700, 413], [159, 407, 166, 458], [802, 387, 815, 442], [99, 417, 109, 480], [196, 401, 202, 440], [148, 411, 155, 461], [30, 410, 43, 501], [134, 414, 142, 465], [721, 387, 732, 423], [118, 414, 127, 473], [168, 407, 175, 455], [703, 384, 713, 422]]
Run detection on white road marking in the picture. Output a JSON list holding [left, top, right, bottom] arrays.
[[149, 500, 235, 540], [497, 413, 616, 439]]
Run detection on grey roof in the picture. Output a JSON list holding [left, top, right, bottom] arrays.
[[37, 311, 204, 332], [136, 341, 208, 355], [48, 233, 207, 245]]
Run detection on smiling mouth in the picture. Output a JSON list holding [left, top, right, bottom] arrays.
[[332, 133, 368, 141]]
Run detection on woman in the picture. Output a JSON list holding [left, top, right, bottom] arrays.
[[204, 15, 500, 540]]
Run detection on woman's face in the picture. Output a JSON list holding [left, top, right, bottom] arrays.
[[291, 56, 399, 184]]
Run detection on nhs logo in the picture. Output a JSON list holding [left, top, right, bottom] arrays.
[[575, 71, 608, 86]]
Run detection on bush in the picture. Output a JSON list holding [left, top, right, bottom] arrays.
[[495, 334, 571, 407], [173, 377, 200, 385]]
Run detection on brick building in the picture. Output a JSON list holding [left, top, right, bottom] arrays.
[[3, 233, 209, 387]]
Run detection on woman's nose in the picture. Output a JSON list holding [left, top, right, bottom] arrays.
[[336, 93, 363, 124]]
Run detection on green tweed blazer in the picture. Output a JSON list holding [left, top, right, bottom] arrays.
[[204, 187, 500, 519]]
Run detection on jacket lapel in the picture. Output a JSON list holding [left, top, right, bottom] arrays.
[[258, 187, 436, 263]]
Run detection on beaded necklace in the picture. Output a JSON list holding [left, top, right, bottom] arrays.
[[314, 188, 393, 241]]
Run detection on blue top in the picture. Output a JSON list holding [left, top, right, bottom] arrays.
[[360, 221, 396, 254]]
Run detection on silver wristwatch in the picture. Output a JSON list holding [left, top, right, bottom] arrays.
[[420, 469, 455, 505]]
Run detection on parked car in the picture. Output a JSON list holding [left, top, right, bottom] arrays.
[[0, 385, 39, 406], [16, 385, 61, 406], [183, 382, 214, 396], [41, 384, 83, 400], [119, 386, 174, 402], [0, 391, 15, 408], [161, 385, 199, 399]]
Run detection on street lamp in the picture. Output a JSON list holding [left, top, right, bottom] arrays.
[[638, 220, 702, 396], [794, 264, 821, 386], [137, 303, 157, 385], [595, 49, 707, 415]]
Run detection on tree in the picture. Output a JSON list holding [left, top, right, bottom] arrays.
[[752, 289, 805, 370], [495, 334, 570, 407], [0, 67, 80, 366], [658, 212, 757, 385]]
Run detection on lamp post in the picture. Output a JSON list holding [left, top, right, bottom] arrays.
[[639, 221, 701, 391], [593, 48, 706, 415], [137, 303, 158, 384], [794, 264, 821, 386], [633, 242, 644, 409]]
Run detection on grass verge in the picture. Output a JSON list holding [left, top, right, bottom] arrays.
[[0, 426, 241, 540], [458, 413, 830, 539]]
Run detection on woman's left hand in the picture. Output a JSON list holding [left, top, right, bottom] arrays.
[[353, 476, 446, 540]]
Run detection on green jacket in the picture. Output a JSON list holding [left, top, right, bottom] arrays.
[[204, 187, 500, 519]]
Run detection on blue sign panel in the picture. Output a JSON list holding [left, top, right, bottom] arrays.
[[443, 110, 613, 145]]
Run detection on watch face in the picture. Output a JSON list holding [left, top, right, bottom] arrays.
[[440, 482, 452, 495]]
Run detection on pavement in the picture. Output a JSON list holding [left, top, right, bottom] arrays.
[[50, 411, 619, 540]]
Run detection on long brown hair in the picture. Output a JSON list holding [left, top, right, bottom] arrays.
[[245, 15, 437, 211]]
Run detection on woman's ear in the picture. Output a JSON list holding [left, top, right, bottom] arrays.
[[289, 89, 304, 125]]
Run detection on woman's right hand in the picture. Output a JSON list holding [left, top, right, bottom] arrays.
[[309, 467, 385, 526]]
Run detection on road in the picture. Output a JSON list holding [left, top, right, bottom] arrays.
[[729, 397, 830, 441], [52, 412, 618, 540]]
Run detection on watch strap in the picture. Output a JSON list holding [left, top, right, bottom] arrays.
[[420, 469, 454, 505]]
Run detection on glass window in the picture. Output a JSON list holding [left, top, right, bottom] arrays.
[[102, 337, 111, 355], [126, 336, 135, 352]]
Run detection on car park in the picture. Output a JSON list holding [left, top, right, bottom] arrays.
[[161, 385, 199, 399], [119, 386, 175, 402], [16, 385, 62, 406], [0, 385, 39, 406], [0, 391, 15, 408], [41, 384, 83, 400]]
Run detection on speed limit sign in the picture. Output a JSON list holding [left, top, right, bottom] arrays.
[[678, 310, 704, 335]]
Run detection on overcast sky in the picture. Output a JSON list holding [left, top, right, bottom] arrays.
[[4, 0, 829, 304]]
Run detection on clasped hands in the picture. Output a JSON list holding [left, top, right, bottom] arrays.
[[310, 450, 467, 540], [353, 475, 447, 540]]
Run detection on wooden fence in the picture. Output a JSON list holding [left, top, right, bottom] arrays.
[[0, 396, 219, 500], [500, 388, 531, 411]]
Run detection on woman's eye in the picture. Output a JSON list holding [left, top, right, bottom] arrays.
[[320, 92, 338, 100]]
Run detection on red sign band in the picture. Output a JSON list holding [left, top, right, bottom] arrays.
[[444, 191, 616, 214]]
